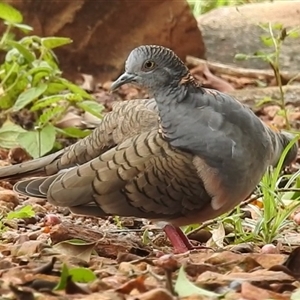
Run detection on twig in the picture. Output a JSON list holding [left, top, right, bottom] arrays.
[[186, 56, 300, 83]]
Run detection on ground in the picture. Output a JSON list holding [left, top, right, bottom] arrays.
[[0, 55, 300, 300]]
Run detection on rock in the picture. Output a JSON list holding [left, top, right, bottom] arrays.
[[0, 188, 19, 207], [3, 0, 205, 82], [23, 197, 47, 206], [198, 1, 300, 71], [43, 214, 62, 226]]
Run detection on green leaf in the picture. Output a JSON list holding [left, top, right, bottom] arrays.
[[288, 30, 300, 39], [17, 124, 56, 158], [255, 96, 272, 108], [59, 78, 93, 99], [0, 2, 22, 24], [55, 264, 96, 291], [38, 106, 66, 126], [31, 95, 64, 111], [31, 60, 53, 69], [5, 48, 19, 63], [44, 82, 66, 94], [0, 121, 26, 149], [77, 101, 103, 119], [11, 23, 33, 32], [142, 228, 150, 245], [68, 268, 96, 283], [174, 266, 221, 298], [30, 63, 58, 87], [260, 35, 274, 47], [0, 93, 14, 109], [272, 23, 283, 30], [55, 264, 69, 290], [28, 65, 53, 76], [41, 37, 72, 49], [6, 40, 35, 63], [56, 127, 91, 138], [234, 53, 248, 61], [7, 205, 35, 220], [13, 83, 48, 111], [182, 223, 200, 234]]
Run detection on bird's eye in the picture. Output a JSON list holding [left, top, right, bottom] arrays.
[[142, 60, 156, 71]]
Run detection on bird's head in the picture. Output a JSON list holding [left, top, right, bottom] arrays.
[[111, 45, 189, 94]]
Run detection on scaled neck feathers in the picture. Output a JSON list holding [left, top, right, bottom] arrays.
[[179, 72, 202, 88]]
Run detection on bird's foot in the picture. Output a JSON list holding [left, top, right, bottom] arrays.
[[163, 224, 210, 254]]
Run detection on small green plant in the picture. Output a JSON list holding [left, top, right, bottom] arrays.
[[0, 204, 35, 233], [55, 263, 96, 291], [6, 204, 35, 219], [0, 2, 103, 158], [231, 136, 300, 244], [235, 22, 300, 130], [244, 137, 300, 243]]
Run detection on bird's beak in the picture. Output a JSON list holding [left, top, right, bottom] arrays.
[[110, 72, 137, 91]]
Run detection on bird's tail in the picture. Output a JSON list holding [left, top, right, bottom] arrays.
[[269, 129, 298, 167], [13, 172, 65, 198], [0, 149, 64, 181]]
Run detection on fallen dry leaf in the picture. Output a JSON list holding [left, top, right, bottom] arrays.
[[128, 288, 174, 300], [241, 281, 291, 300], [8, 147, 31, 164], [53, 240, 96, 262], [116, 275, 147, 294]]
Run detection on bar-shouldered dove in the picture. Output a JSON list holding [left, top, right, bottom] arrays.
[[0, 45, 298, 253]]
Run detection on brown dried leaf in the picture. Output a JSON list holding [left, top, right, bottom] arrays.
[[197, 269, 294, 285], [8, 147, 32, 164], [10, 240, 45, 257], [117, 252, 144, 263], [206, 223, 225, 248], [53, 240, 96, 262], [241, 281, 290, 300], [289, 111, 300, 122], [272, 115, 286, 129], [262, 105, 281, 119], [154, 254, 180, 272], [78, 73, 95, 92], [116, 275, 147, 294], [55, 112, 83, 129], [184, 262, 218, 277], [128, 288, 173, 300], [0, 148, 8, 160], [252, 253, 286, 269], [0, 188, 19, 207], [190, 64, 235, 93]]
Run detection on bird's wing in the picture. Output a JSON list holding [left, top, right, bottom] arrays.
[[0, 99, 158, 179], [14, 130, 213, 222]]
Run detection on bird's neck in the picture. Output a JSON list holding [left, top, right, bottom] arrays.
[[152, 81, 201, 143], [152, 74, 201, 106], [153, 84, 188, 106]]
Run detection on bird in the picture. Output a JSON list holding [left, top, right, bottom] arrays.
[[0, 45, 298, 253]]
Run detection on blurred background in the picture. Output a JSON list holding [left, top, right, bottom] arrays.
[[1, 0, 299, 82]]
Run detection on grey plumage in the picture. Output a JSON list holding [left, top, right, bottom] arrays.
[[0, 45, 298, 227]]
